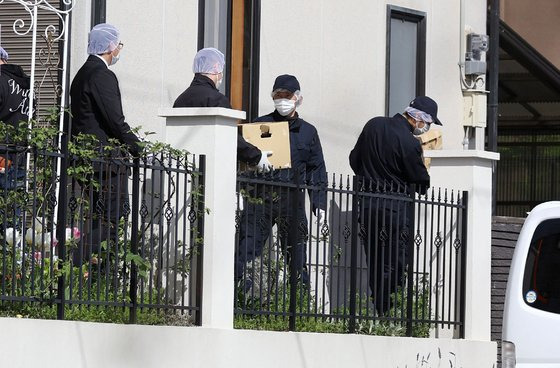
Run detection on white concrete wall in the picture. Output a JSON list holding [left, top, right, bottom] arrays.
[[69, 0, 199, 140], [0, 317, 496, 368], [259, 0, 487, 176]]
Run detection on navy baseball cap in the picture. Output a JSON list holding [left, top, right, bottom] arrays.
[[272, 74, 300, 93], [409, 96, 442, 126]]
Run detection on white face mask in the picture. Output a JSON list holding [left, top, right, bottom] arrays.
[[110, 52, 120, 66], [413, 121, 431, 136], [215, 76, 223, 89], [274, 98, 296, 116]]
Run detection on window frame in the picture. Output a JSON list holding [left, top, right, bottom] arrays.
[[91, 0, 106, 27], [522, 218, 560, 313], [385, 5, 427, 116]]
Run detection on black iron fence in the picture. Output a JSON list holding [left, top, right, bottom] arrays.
[[0, 139, 205, 325], [234, 171, 468, 337]]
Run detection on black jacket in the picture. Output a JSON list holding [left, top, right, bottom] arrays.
[[173, 74, 230, 108], [256, 110, 327, 211], [0, 64, 32, 127], [70, 55, 140, 155], [349, 114, 430, 193], [173, 74, 261, 165]]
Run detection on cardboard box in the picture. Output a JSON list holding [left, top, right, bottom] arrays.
[[241, 121, 291, 169], [416, 129, 442, 169]]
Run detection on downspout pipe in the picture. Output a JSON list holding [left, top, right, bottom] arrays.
[[487, 0, 500, 215], [459, 0, 466, 68], [460, 0, 470, 150]]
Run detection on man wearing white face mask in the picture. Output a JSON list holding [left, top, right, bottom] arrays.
[[174, 48, 228, 108], [70, 23, 139, 155], [349, 95, 443, 316], [235, 74, 327, 288], [70, 23, 140, 265], [174, 48, 271, 171]]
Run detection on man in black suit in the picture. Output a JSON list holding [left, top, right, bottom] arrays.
[[70, 23, 140, 264], [173, 47, 271, 171], [70, 23, 139, 155]]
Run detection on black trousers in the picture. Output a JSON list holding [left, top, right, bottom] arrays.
[[361, 198, 411, 316], [235, 190, 308, 284], [73, 166, 129, 265]]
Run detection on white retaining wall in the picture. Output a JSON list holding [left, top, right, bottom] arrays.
[[0, 317, 496, 368]]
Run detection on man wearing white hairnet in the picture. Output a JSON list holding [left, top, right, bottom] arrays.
[[173, 47, 271, 171], [70, 23, 140, 265], [71, 23, 139, 154], [235, 74, 327, 291]]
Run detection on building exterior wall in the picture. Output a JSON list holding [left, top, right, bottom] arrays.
[[0, 317, 497, 368], [501, 0, 560, 68], [259, 0, 488, 175], [70, 0, 488, 177], [69, 0, 199, 141]]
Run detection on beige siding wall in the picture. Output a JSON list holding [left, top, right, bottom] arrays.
[[501, 0, 560, 67]]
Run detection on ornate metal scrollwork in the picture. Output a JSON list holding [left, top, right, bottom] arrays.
[[0, 0, 78, 40], [1, 0, 78, 122]]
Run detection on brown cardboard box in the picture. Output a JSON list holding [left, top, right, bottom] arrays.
[[416, 129, 442, 169], [241, 121, 291, 169]]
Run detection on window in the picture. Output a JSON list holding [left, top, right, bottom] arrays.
[[198, 0, 261, 121], [523, 218, 560, 313], [386, 6, 426, 116], [198, 0, 230, 95], [91, 0, 106, 27]]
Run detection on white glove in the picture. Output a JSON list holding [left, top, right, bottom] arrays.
[[237, 191, 244, 211], [257, 151, 273, 173], [315, 209, 326, 227], [143, 154, 156, 165]]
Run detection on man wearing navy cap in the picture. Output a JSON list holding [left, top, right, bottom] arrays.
[[235, 74, 327, 292], [349, 95, 443, 315]]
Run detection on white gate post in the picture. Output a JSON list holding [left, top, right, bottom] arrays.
[[159, 107, 244, 329], [424, 149, 499, 341]]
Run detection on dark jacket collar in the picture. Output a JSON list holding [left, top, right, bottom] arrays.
[[395, 113, 414, 133], [87, 54, 109, 68], [191, 74, 217, 90], [270, 110, 301, 130]]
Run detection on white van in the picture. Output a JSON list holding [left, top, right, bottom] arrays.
[[502, 201, 560, 368]]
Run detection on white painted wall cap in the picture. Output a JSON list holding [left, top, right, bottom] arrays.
[[424, 149, 500, 161], [158, 107, 246, 120]]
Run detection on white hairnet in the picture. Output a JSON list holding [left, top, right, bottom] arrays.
[[87, 23, 120, 55], [192, 48, 225, 74], [405, 106, 433, 123], [0, 46, 8, 60]]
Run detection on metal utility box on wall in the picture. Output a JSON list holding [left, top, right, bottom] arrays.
[[463, 90, 488, 128], [465, 33, 489, 76]]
